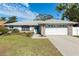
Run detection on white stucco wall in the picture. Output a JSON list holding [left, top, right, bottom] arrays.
[[6, 26, 22, 31], [30, 27, 33, 31], [45, 28, 68, 35], [6, 26, 79, 36], [7, 26, 33, 32], [13, 27, 22, 31], [72, 27, 79, 36], [5, 27, 10, 29]]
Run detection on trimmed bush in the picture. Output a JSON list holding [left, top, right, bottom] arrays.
[[12, 29, 19, 33], [20, 32, 34, 37], [0, 27, 9, 35]]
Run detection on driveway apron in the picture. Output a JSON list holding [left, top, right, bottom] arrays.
[[47, 35, 79, 56]]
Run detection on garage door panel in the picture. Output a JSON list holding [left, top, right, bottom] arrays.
[[45, 28, 67, 35]]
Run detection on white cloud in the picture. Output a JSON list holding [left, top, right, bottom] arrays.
[[0, 3, 38, 21], [22, 3, 29, 7]]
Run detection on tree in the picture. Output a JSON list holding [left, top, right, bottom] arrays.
[[56, 3, 79, 22], [34, 14, 54, 21], [7, 16, 17, 23], [0, 17, 6, 21]]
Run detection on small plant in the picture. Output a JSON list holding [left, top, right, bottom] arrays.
[[0, 27, 9, 35]]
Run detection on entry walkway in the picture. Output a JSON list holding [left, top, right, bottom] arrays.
[[47, 35, 79, 56], [32, 34, 47, 39]]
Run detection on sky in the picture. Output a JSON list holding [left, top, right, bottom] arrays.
[[0, 3, 62, 21], [29, 3, 61, 19]]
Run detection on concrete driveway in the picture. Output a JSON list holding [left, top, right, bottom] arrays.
[[47, 35, 79, 56]]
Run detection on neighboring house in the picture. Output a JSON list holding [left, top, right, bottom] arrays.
[[5, 19, 78, 36]]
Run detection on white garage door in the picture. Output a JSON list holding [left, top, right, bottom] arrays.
[[45, 28, 68, 35], [72, 27, 79, 36]]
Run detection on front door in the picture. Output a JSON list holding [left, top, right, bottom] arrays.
[[34, 26, 41, 34]]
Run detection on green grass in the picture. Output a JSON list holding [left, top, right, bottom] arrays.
[[0, 34, 62, 56]]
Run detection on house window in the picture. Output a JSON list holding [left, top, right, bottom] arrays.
[[9, 26, 13, 29], [46, 24, 52, 28], [46, 24, 67, 28], [46, 24, 56, 28], [22, 26, 30, 31], [57, 24, 67, 28]]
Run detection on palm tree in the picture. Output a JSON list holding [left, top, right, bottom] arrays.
[[56, 3, 79, 22]]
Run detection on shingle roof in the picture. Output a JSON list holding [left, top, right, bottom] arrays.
[[5, 21, 39, 26], [5, 19, 78, 26], [42, 19, 78, 24]]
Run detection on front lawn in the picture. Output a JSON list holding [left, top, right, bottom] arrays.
[[0, 34, 62, 56]]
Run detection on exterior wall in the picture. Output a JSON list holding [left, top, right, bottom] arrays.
[[30, 26, 35, 33], [13, 27, 22, 31], [6, 24, 79, 36], [6, 26, 22, 32], [40, 24, 45, 36], [34, 27, 38, 34], [72, 27, 79, 36], [30, 26, 34, 31], [34, 29, 37, 34], [67, 24, 73, 36], [45, 28, 67, 35], [6, 26, 35, 33]]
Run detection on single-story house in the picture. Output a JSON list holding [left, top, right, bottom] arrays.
[[5, 19, 78, 36]]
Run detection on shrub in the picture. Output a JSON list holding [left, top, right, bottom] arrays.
[[0, 27, 9, 35], [20, 32, 33, 37], [12, 29, 19, 33], [25, 32, 33, 37]]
